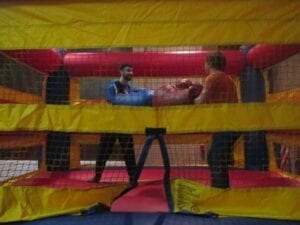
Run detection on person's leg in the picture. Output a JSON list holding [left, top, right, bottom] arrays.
[[208, 132, 229, 188], [118, 134, 137, 184], [208, 132, 240, 188], [90, 133, 116, 183]]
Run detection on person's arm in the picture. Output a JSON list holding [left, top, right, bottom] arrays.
[[193, 88, 209, 104], [106, 82, 118, 103], [130, 86, 147, 92], [193, 76, 212, 104]]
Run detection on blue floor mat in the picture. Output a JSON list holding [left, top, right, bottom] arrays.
[[8, 212, 300, 225]]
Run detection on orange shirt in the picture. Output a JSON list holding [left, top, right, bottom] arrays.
[[203, 71, 238, 104]]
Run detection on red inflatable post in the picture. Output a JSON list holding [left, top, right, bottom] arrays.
[[247, 44, 300, 69], [3, 49, 62, 74], [223, 50, 245, 76]]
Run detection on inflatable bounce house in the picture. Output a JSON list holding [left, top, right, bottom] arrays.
[[0, 1, 299, 224]]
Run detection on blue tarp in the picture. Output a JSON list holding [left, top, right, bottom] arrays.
[[9, 212, 300, 225]]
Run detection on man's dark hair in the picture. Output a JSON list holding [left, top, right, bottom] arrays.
[[206, 51, 226, 71], [120, 63, 133, 71]]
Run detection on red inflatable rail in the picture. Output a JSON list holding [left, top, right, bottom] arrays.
[[0, 99, 16, 103], [247, 44, 300, 69], [3, 49, 63, 74], [3, 45, 299, 77], [64, 50, 244, 77]]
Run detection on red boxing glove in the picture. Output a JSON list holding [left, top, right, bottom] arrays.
[[175, 79, 193, 89]]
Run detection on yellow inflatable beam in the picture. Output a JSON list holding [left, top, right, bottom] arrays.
[[0, 0, 299, 49], [0, 103, 299, 133], [171, 178, 300, 220], [0, 184, 127, 223]]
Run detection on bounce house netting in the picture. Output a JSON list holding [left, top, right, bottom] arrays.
[[0, 45, 300, 225], [0, 1, 299, 224]]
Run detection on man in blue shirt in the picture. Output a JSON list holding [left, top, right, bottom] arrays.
[[89, 64, 138, 185]]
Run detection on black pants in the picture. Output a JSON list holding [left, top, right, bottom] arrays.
[[95, 133, 137, 182], [208, 132, 241, 189]]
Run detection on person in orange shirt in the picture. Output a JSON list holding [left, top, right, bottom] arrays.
[[194, 51, 240, 188]]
